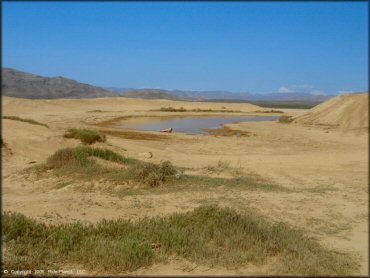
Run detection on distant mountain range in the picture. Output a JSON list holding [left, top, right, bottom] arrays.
[[2, 67, 332, 104], [111, 89, 184, 100], [2, 68, 115, 99], [104, 88, 331, 102]]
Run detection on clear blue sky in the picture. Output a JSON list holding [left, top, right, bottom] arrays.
[[3, 2, 368, 94]]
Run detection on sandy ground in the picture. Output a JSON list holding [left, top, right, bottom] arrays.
[[2, 96, 368, 275], [294, 93, 368, 130]]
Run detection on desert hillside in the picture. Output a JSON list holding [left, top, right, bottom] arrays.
[[293, 93, 368, 130], [2, 68, 115, 99]]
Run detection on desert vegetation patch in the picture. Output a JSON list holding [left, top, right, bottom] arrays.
[[3, 205, 359, 275], [278, 115, 294, 124], [157, 107, 243, 113], [64, 128, 106, 145]]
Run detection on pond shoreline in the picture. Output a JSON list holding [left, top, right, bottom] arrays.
[[113, 115, 280, 134]]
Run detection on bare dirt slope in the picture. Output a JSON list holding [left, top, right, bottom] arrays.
[[293, 93, 368, 130], [2, 96, 368, 275]]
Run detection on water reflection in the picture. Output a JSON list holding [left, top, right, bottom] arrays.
[[117, 116, 279, 134]]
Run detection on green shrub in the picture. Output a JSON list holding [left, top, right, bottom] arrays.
[[64, 128, 106, 145], [2, 206, 359, 275], [46, 146, 131, 170]]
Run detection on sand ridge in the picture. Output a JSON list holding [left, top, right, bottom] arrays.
[[293, 93, 368, 130]]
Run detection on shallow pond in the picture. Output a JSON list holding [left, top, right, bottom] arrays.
[[117, 115, 279, 134]]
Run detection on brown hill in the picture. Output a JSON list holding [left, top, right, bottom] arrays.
[[293, 93, 368, 130], [2, 68, 116, 99]]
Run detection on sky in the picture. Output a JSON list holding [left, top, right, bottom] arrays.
[[3, 2, 369, 95]]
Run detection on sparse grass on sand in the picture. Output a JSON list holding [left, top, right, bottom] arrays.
[[157, 107, 242, 113], [64, 128, 106, 145], [33, 147, 287, 191], [159, 106, 187, 112], [203, 159, 244, 176], [204, 159, 231, 173], [99, 129, 166, 141], [40, 146, 176, 188], [2, 205, 359, 275], [278, 115, 294, 124], [254, 109, 284, 114], [2, 116, 48, 128], [86, 109, 103, 113], [205, 126, 253, 137]]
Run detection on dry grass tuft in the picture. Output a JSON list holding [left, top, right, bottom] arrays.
[[64, 128, 106, 145], [203, 159, 244, 177], [204, 159, 231, 173], [130, 160, 178, 187], [278, 115, 294, 124]]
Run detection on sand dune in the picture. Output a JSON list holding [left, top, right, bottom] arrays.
[[293, 93, 368, 130]]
